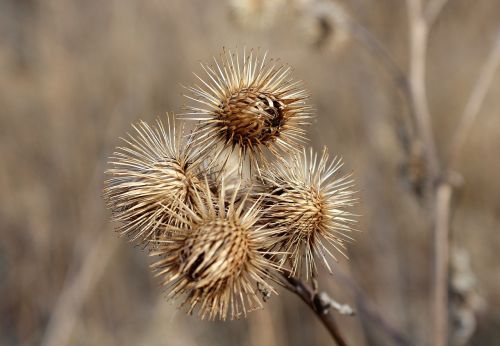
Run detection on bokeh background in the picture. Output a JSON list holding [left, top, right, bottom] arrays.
[[1, 0, 499, 345]]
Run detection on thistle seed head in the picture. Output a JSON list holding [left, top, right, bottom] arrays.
[[150, 180, 281, 320], [103, 114, 207, 246], [103, 49, 361, 322], [257, 147, 357, 280], [183, 48, 312, 172]]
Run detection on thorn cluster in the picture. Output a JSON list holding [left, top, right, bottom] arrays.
[[104, 48, 357, 320], [104, 115, 206, 245], [256, 147, 357, 279], [151, 181, 280, 320], [183, 48, 312, 172]]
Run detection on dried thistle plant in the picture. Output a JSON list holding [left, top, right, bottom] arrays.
[[103, 114, 207, 245], [104, 48, 357, 338], [150, 180, 281, 320], [182, 48, 312, 172], [256, 147, 357, 280]]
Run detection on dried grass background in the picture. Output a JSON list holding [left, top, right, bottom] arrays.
[[1, 0, 499, 345]]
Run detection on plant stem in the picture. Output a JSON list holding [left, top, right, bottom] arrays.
[[433, 182, 452, 346], [281, 275, 349, 346]]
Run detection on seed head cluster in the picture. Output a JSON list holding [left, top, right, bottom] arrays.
[[104, 48, 357, 320]]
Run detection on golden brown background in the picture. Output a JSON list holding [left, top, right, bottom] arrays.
[[1, 0, 499, 345]]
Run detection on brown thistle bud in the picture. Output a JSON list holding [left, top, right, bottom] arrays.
[[150, 180, 282, 320], [103, 114, 207, 246], [257, 147, 357, 280], [183, 48, 312, 173]]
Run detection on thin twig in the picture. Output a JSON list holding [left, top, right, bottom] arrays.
[[433, 182, 453, 346], [345, 19, 419, 135], [328, 6, 419, 137], [433, 34, 500, 346], [281, 274, 350, 346], [345, 18, 407, 89], [406, 2, 453, 345], [334, 270, 414, 346], [448, 37, 500, 170], [312, 0, 418, 131], [406, 0, 440, 180]]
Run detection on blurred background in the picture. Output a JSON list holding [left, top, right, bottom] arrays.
[[1, 0, 499, 345]]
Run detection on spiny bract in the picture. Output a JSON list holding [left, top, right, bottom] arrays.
[[256, 147, 357, 280], [103, 114, 207, 245], [150, 180, 282, 320], [183, 48, 311, 173]]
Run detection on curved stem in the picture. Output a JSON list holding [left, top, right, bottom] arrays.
[[281, 275, 349, 346], [448, 38, 500, 171], [433, 182, 452, 346], [406, 0, 440, 180]]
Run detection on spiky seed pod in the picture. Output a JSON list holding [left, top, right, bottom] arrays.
[[183, 48, 312, 173], [257, 147, 357, 280], [103, 114, 208, 246], [150, 180, 282, 320]]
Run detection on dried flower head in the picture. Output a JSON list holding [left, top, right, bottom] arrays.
[[257, 147, 357, 279], [103, 114, 207, 245], [151, 180, 281, 320], [183, 48, 311, 172]]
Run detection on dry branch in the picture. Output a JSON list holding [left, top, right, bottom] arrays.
[[281, 275, 351, 346], [449, 38, 500, 170]]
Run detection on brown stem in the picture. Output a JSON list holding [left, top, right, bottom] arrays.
[[433, 182, 453, 346], [406, 2, 449, 345], [448, 38, 500, 171], [406, 0, 440, 180], [281, 275, 349, 346], [334, 270, 413, 346]]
